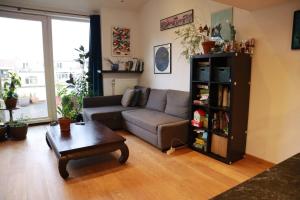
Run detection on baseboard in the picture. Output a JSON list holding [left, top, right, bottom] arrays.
[[245, 154, 275, 166]]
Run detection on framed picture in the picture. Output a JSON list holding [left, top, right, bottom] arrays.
[[211, 8, 233, 41], [292, 10, 300, 50], [154, 43, 172, 74], [160, 10, 194, 31], [112, 26, 131, 56]]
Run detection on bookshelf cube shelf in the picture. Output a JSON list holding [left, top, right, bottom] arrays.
[[189, 52, 251, 164]]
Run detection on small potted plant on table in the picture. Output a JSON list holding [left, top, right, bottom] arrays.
[[2, 72, 21, 109], [57, 88, 77, 134]]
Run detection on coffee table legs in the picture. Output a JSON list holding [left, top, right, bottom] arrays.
[[119, 143, 129, 164], [59, 157, 69, 179]]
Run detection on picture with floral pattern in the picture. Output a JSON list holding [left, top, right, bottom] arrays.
[[112, 26, 131, 56]]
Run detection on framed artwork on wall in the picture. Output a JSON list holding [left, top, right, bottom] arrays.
[[112, 26, 131, 56], [160, 9, 194, 31], [211, 8, 233, 41], [292, 10, 300, 50], [154, 43, 172, 74]]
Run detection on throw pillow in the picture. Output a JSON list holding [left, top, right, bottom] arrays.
[[145, 89, 168, 112], [121, 88, 135, 107], [129, 89, 141, 107], [134, 86, 150, 107]]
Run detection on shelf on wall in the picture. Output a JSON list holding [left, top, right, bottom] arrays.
[[102, 70, 143, 74]]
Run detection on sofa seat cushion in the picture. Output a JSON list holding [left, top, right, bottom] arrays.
[[84, 106, 136, 121], [122, 109, 184, 134]]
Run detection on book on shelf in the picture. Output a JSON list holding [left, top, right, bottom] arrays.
[[212, 111, 229, 135], [195, 84, 209, 105], [217, 85, 230, 107], [193, 131, 208, 152]]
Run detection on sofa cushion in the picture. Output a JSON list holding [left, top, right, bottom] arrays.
[[165, 90, 190, 119], [134, 86, 150, 107], [121, 88, 135, 107], [129, 89, 141, 107], [122, 109, 183, 133], [145, 89, 167, 112], [83, 106, 136, 121]]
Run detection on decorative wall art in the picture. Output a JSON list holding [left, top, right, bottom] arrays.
[[160, 10, 194, 31], [112, 26, 130, 56], [154, 43, 172, 74], [292, 10, 300, 50], [211, 8, 233, 41]]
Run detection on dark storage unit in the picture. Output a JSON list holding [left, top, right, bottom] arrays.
[[189, 52, 251, 164]]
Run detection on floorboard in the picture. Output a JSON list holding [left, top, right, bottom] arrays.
[[0, 126, 272, 200]]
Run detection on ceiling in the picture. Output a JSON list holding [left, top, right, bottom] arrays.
[[0, 0, 149, 12], [212, 0, 291, 11]]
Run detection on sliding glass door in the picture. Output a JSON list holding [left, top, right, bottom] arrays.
[[51, 18, 89, 109], [0, 12, 89, 123], [0, 13, 52, 123]]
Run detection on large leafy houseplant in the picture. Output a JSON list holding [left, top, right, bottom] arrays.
[[71, 45, 91, 113], [1, 72, 21, 109], [57, 88, 77, 133], [175, 24, 213, 59]]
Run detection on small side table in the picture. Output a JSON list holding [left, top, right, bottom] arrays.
[[0, 107, 19, 122]]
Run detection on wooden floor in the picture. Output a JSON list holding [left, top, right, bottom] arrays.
[[0, 126, 272, 200]]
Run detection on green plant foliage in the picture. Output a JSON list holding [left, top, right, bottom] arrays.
[[1, 72, 21, 100], [8, 116, 29, 127], [175, 24, 211, 60], [57, 88, 78, 121]]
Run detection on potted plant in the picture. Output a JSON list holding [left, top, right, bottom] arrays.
[[0, 121, 7, 141], [57, 88, 77, 134], [1, 72, 21, 109], [175, 24, 214, 59], [7, 118, 28, 140]]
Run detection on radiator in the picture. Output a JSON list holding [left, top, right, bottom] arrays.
[[103, 78, 138, 96]]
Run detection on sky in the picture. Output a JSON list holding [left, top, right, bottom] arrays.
[[0, 17, 89, 68]]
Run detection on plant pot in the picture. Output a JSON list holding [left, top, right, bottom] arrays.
[[0, 125, 7, 141], [202, 41, 216, 54], [58, 118, 71, 134], [8, 124, 28, 140], [5, 98, 18, 109], [111, 64, 119, 71]]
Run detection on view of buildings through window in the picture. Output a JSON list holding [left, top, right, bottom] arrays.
[[0, 16, 89, 122]]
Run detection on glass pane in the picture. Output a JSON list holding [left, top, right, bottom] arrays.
[[51, 19, 89, 112], [0, 17, 48, 122]]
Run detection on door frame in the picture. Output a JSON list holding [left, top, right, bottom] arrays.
[[0, 11, 56, 124]]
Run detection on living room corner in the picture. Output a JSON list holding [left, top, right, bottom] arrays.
[[0, 0, 299, 199]]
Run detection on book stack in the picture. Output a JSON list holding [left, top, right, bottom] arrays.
[[218, 85, 230, 107], [212, 111, 229, 135], [193, 85, 209, 105], [192, 129, 208, 152]]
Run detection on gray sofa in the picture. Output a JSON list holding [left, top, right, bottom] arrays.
[[83, 87, 189, 151]]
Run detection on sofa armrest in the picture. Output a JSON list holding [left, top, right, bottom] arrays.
[[83, 95, 123, 108], [157, 120, 189, 151]]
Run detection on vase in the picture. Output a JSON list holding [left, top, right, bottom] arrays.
[[111, 64, 119, 71], [202, 41, 216, 54]]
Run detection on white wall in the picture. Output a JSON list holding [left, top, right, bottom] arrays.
[[100, 7, 141, 95], [138, 0, 300, 163]]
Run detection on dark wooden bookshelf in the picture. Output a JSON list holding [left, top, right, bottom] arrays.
[[189, 52, 251, 164]]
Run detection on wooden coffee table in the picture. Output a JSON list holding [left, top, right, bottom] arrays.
[[46, 121, 129, 179]]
